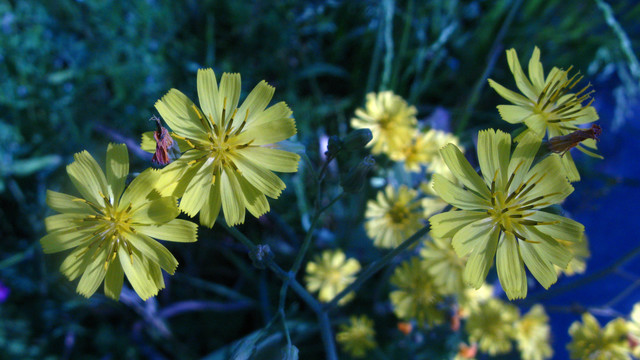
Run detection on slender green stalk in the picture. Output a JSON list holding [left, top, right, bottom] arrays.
[[455, 0, 524, 134], [324, 224, 431, 311], [380, 0, 395, 91], [390, 0, 413, 91]]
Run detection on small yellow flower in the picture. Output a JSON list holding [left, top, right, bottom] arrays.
[[389, 257, 445, 326], [351, 91, 417, 160], [458, 283, 494, 318], [401, 129, 462, 174], [420, 236, 466, 295], [488, 47, 600, 181], [567, 312, 630, 360], [365, 185, 423, 248], [41, 144, 197, 300], [466, 298, 519, 356], [627, 303, 640, 357], [305, 249, 360, 305], [150, 69, 300, 227], [515, 305, 553, 360], [556, 234, 590, 276], [429, 129, 584, 299], [336, 315, 377, 358]]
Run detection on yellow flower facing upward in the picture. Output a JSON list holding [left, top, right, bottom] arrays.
[[401, 129, 461, 174], [305, 249, 360, 305], [488, 47, 600, 181], [41, 144, 197, 300], [351, 91, 417, 160], [389, 257, 445, 326], [365, 185, 423, 249], [152, 69, 300, 227], [567, 313, 630, 360], [466, 298, 519, 356], [420, 236, 466, 296], [336, 315, 377, 358], [429, 129, 584, 300], [515, 305, 553, 360]]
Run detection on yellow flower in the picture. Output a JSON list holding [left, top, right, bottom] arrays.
[[556, 234, 590, 276], [305, 249, 360, 305], [466, 298, 519, 356], [389, 257, 445, 326], [365, 185, 423, 248], [336, 315, 377, 358], [351, 91, 417, 160], [151, 69, 300, 227], [627, 303, 640, 357], [488, 47, 600, 181], [401, 129, 462, 174], [567, 312, 630, 360], [515, 305, 553, 360], [41, 144, 197, 300], [458, 283, 494, 318], [429, 129, 584, 300], [420, 236, 466, 295]]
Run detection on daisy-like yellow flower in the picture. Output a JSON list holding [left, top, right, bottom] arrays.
[[429, 129, 584, 300], [150, 69, 300, 227], [305, 249, 360, 305], [567, 313, 630, 360], [41, 144, 197, 300], [466, 298, 519, 356], [402, 128, 462, 175], [627, 303, 640, 357], [488, 47, 600, 181], [365, 185, 423, 249], [336, 315, 377, 358], [556, 234, 590, 276], [351, 91, 417, 160], [389, 257, 445, 326], [515, 305, 553, 360], [420, 236, 466, 295]]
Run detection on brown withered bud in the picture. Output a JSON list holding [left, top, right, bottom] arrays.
[[548, 124, 602, 156], [457, 343, 478, 359], [397, 322, 413, 336], [151, 115, 174, 165]]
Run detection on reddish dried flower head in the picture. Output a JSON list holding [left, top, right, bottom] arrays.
[[151, 116, 175, 165], [548, 124, 602, 156]]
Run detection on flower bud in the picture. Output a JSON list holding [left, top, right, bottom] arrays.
[[342, 128, 373, 152], [340, 155, 375, 193], [249, 244, 274, 269]]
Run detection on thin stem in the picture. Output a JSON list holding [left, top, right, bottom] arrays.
[[324, 224, 431, 311], [455, 0, 523, 134], [318, 311, 338, 360]]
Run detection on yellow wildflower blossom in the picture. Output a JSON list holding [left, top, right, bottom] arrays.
[[389, 257, 445, 326], [153, 69, 300, 227], [365, 185, 423, 249], [41, 144, 197, 300], [515, 305, 553, 360], [351, 91, 417, 160], [488, 47, 600, 181], [401, 129, 462, 174], [429, 129, 584, 299], [567, 312, 630, 360], [305, 249, 360, 305], [458, 283, 494, 318], [420, 236, 466, 295], [466, 298, 519, 356], [336, 315, 377, 358]]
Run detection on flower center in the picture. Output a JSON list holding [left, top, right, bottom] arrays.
[[388, 205, 409, 224]]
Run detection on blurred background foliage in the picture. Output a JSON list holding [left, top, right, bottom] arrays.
[[1, 0, 639, 359]]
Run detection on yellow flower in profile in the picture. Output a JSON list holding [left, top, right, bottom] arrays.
[[488, 47, 600, 181], [305, 249, 360, 305], [556, 234, 590, 276], [152, 69, 300, 227], [429, 129, 584, 300], [351, 91, 417, 160], [389, 257, 445, 326], [336, 315, 377, 358], [365, 185, 423, 248], [41, 144, 197, 300], [515, 305, 553, 360], [420, 236, 466, 295], [627, 303, 640, 358], [466, 298, 519, 356], [567, 312, 630, 360], [401, 129, 461, 174]]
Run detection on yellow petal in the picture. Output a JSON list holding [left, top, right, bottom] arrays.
[[236, 173, 270, 218], [60, 246, 92, 281], [76, 249, 108, 298], [507, 132, 541, 194], [118, 168, 162, 211], [519, 240, 557, 289], [104, 262, 124, 300], [237, 80, 275, 125], [197, 68, 221, 123], [452, 219, 493, 257], [527, 211, 584, 242], [527, 46, 545, 91], [523, 113, 547, 137], [238, 146, 300, 173], [199, 174, 222, 228], [521, 226, 572, 269], [118, 247, 159, 300], [249, 101, 293, 128], [488, 79, 530, 106], [559, 152, 581, 182], [233, 117, 297, 146], [429, 210, 487, 239], [432, 174, 488, 210], [126, 232, 178, 274], [232, 153, 286, 198], [153, 150, 207, 198], [218, 73, 241, 126], [506, 48, 537, 100], [130, 196, 179, 224], [522, 155, 574, 204], [141, 131, 156, 153], [155, 89, 208, 141], [439, 144, 490, 198], [46, 190, 95, 214], [40, 228, 93, 254], [477, 129, 511, 189], [220, 167, 246, 226], [497, 105, 534, 124], [106, 143, 129, 201], [44, 214, 86, 232], [463, 226, 499, 289], [496, 232, 527, 300], [66, 150, 109, 207], [136, 219, 198, 243], [179, 158, 214, 217]]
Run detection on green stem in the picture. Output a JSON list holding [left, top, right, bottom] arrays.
[[455, 0, 523, 134], [324, 224, 431, 311]]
